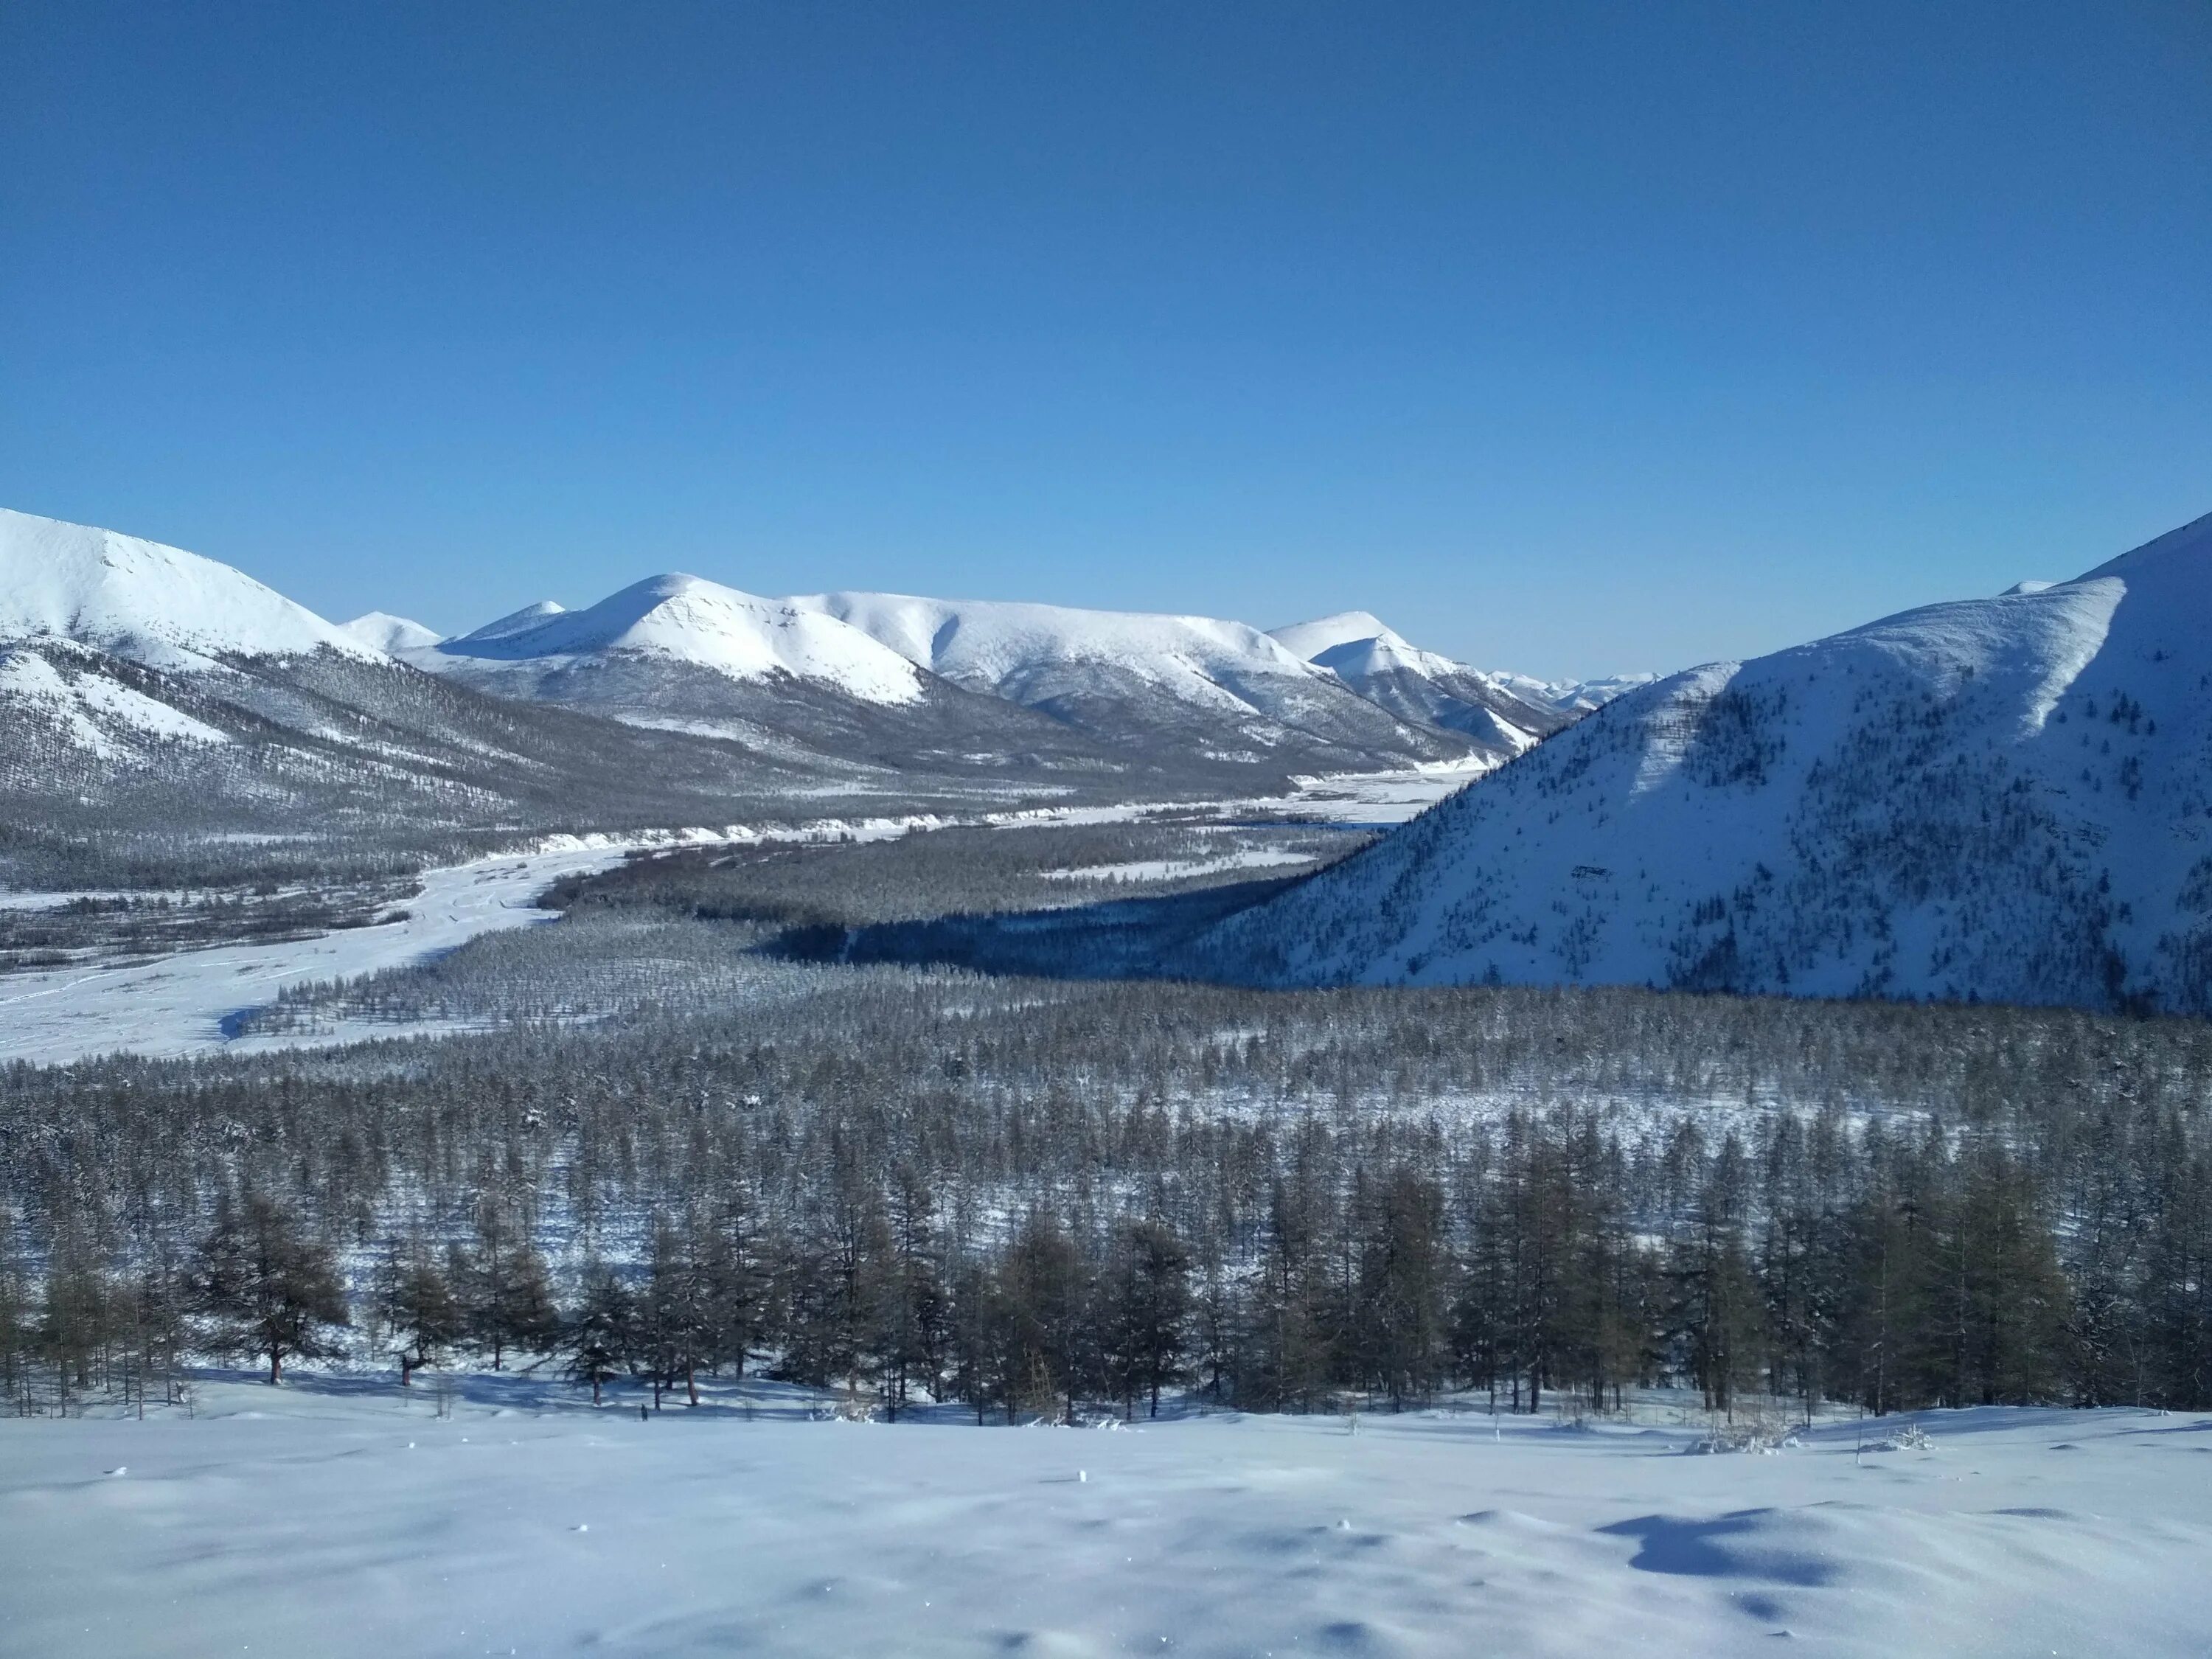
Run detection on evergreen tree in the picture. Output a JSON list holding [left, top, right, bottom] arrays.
[[563, 1265, 633, 1405], [190, 1194, 349, 1385]]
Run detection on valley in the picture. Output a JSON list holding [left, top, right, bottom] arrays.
[[6, 504, 2212, 1659]]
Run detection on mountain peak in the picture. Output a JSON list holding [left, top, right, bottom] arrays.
[[1267, 611, 1410, 662], [454, 599, 568, 643], [341, 611, 442, 653], [0, 507, 378, 668], [439, 572, 928, 706]]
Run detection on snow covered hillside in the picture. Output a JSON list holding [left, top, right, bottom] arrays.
[[0, 506, 376, 669], [796, 588, 1490, 769], [0, 503, 1647, 884], [0, 511, 961, 888], [412, 575, 1586, 778], [1197, 510, 2212, 1014], [340, 611, 443, 654], [398, 575, 1173, 779], [435, 573, 930, 706], [1268, 609, 1577, 755], [6, 1380, 2205, 1659]]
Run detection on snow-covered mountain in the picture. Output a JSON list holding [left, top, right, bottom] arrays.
[[1265, 611, 1577, 756], [791, 591, 1481, 770], [1194, 510, 2212, 1015], [0, 510, 964, 886], [1270, 611, 1651, 719], [0, 507, 379, 669], [406, 577, 1566, 776], [437, 575, 928, 706], [340, 611, 443, 654], [396, 576, 1171, 778], [0, 504, 1644, 884]]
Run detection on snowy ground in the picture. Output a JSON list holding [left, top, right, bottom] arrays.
[[3, 1377, 2205, 1658], [0, 843, 643, 1068], [0, 770, 1472, 1068]]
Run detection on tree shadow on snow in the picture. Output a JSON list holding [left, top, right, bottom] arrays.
[[1597, 1511, 1835, 1589], [763, 874, 1304, 982]]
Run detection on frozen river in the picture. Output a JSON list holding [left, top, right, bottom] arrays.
[[0, 839, 649, 1068]]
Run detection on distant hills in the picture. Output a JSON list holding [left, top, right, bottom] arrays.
[[367, 573, 1627, 777], [0, 507, 1635, 886]]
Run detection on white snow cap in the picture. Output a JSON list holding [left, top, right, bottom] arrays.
[[341, 612, 444, 654], [1267, 611, 1415, 663], [453, 599, 568, 643], [0, 507, 380, 669], [793, 590, 1316, 692], [442, 574, 928, 706]]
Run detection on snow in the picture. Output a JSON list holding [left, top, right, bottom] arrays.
[[0, 507, 379, 669], [0, 843, 630, 1067], [795, 588, 1321, 712], [1267, 610, 1413, 661], [0, 646, 229, 755], [1037, 848, 1318, 883], [1267, 611, 1649, 757], [0, 818, 974, 1066], [1510, 670, 1662, 713], [1270, 612, 1652, 716], [1201, 509, 2212, 1009], [341, 610, 444, 653], [456, 598, 568, 641], [1272, 613, 1472, 686], [434, 574, 928, 706], [0, 772, 1473, 1067], [4, 1377, 2205, 1658]]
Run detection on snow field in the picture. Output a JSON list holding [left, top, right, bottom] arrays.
[[2, 1381, 2205, 1658]]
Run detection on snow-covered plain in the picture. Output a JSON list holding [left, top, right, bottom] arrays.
[[4, 1377, 2205, 1658]]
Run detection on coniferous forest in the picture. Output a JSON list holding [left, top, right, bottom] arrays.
[[5, 826, 2210, 1424]]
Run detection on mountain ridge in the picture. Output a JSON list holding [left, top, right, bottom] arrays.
[[1188, 509, 2212, 1015]]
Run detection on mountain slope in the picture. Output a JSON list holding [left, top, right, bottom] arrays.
[[0, 507, 378, 669], [408, 575, 1174, 780], [1194, 511, 2212, 1015], [794, 590, 1481, 771], [0, 512, 1020, 887], [435, 574, 929, 706], [1266, 611, 1575, 756], [341, 612, 443, 654]]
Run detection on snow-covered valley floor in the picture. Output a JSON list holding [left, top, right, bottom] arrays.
[[0, 768, 1475, 1068], [0, 841, 646, 1068], [4, 1379, 2205, 1658]]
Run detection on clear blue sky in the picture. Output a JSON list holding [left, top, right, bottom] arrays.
[[4, 1, 2206, 678]]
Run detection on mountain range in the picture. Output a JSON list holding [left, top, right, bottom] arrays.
[[13, 497, 2212, 1017], [0, 507, 1632, 886], [361, 575, 1626, 777], [1192, 509, 2212, 1015]]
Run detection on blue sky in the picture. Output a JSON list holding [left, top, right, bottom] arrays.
[[3, 1, 2206, 678]]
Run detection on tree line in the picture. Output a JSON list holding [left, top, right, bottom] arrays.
[[7, 1085, 2205, 1421], [7, 839, 2211, 1420]]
